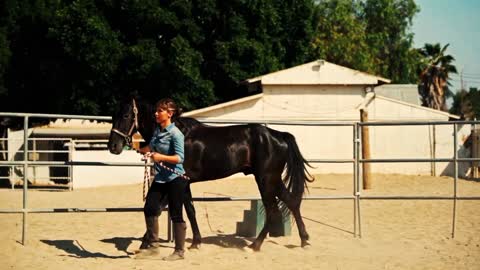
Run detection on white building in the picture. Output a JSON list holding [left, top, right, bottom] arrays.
[[183, 60, 469, 177]]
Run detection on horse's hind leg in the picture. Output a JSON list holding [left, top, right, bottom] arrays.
[[184, 185, 202, 249], [277, 183, 310, 248], [249, 175, 279, 251]]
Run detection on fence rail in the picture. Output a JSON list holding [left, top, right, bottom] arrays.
[[0, 112, 479, 245]]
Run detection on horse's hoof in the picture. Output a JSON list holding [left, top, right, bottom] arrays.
[[188, 243, 201, 250], [248, 243, 261, 252], [242, 246, 254, 253], [134, 247, 161, 260], [301, 241, 311, 250]]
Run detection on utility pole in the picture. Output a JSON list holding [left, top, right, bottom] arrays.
[[460, 69, 465, 91]]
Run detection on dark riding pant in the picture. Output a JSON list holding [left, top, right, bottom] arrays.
[[144, 177, 187, 223]]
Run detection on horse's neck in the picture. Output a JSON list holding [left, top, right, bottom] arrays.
[[176, 117, 204, 136], [137, 101, 155, 144]]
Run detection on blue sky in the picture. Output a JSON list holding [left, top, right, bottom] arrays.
[[411, 0, 480, 92]]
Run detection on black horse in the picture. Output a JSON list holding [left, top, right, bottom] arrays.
[[108, 98, 314, 251]]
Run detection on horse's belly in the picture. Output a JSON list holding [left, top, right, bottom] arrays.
[[184, 154, 249, 181]]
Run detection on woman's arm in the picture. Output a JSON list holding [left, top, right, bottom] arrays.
[[138, 145, 179, 163], [152, 130, 184, 164], [151, 152, 181, 164]]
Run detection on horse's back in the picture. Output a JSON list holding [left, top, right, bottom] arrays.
[[183, 124, 256, 181]]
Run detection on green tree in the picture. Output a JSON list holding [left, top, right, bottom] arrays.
[[0, 0, 67, 114], [450, 87, 480, 120], [311, 0, 421, 83], [312, 0, 374, 73], [195, 0, 318, 101], [361, 0, 420, 83], [0, 0, 319, 116], [49, 0, 125, 115], [0, 27, 11, 97], [418, 43, 457, 111]]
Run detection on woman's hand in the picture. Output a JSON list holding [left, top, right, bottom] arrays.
[[151, 152, 162, 162]]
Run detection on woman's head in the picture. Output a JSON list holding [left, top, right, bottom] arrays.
[[155, 98, 183, 126]]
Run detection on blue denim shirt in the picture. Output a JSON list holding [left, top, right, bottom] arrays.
[[149, 123, 185, 183]]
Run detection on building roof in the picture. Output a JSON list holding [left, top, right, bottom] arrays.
[[374, 95, 460, 119], [245, 60, 391, 86], [374, 84, 421, 106], [31, 119, 111, 138], [184, 92, 460, 120], [182, 94, 263, 117]]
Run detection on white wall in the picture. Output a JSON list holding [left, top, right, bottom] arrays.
[[262, 85, 365, 120], [72, 150, 145, 189]]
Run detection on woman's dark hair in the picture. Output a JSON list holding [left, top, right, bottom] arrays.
[[155, 98, 183, 119]]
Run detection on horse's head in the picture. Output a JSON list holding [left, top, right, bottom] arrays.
[[108, 99, 139, 154]]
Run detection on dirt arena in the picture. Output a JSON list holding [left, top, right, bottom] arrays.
[[1, 174, 479, 270]]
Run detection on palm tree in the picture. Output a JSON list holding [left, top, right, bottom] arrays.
[[418, 43, 457, 111]]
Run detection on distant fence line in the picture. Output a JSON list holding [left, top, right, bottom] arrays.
[[0, 112, 479, 245]]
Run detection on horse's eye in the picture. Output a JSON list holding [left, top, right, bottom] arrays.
[[123, 114, 130, 119]]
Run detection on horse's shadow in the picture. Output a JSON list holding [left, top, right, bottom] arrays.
[[41, 237, 138, 259], [100, 236, 143, 255], [196, 234, 252, 250], [196, 234, 305, 250], [41, 233, 306, 258]]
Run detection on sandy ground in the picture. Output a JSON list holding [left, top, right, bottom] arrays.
[[1, 174, 479, 270]]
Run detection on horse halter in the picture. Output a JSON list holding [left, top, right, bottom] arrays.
[[111, 99, 139, 147]]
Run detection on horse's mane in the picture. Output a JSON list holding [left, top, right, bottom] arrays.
[[176, 116, 202, 127], [123, 96, 203, 137], [175, 116, 204, 136]]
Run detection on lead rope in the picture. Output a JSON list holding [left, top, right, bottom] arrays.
[[141, 152, 191, 201], [141, 152, 154, 202]]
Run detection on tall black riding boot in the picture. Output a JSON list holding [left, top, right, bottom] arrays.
[[163, 222, 186, 261]]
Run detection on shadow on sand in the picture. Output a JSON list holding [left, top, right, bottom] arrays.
[[194, 233, 307, 250], [41, 239, 133, 259], [42, 229, 326, 258]]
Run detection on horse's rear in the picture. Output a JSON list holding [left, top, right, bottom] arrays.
[[182, 123, 314, 250], [243, 125, 314, 250]]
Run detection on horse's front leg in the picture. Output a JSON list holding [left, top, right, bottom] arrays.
[[248, 202, 282, 251], [184, 185, 202, 249], [248, 226, 268, 251]]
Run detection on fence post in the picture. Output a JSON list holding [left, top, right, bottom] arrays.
[[473, 122, 479, 178], [22, 116, 29, 245], [68, 139, 73, 191], [360, 109, 371, 189], [452, 123, 458, 238], [431, 125, 437, 176]]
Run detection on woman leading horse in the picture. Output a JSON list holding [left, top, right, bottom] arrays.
[[108, 97, 314, 252]]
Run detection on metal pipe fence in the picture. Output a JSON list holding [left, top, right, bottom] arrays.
[[0, 137, 73, 189], [0, 112, 479, 245]]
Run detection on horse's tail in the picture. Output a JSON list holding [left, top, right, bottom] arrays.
[[282, 132, 315, 200]]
